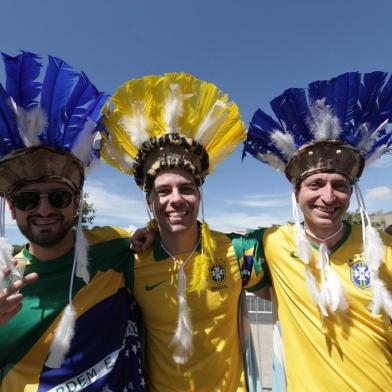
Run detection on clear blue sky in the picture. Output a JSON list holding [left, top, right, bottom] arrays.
[[2, 0, 392, 244]]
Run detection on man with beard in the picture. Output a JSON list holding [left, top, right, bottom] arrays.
[[101, 73, 268, 391], [0, 51, 145, 391], [243, 71, 392, 391]]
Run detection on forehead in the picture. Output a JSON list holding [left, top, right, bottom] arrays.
[[301, 172, 350, 184], [15, 181, 74, 193], [153, 169, 196, 187]]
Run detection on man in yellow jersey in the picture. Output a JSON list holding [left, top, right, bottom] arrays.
[[244, 71, 392, 391], [101, 73, 269, 391], [0, 51, 145, 391]]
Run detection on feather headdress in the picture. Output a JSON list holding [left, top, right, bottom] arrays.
[[0, 50, 108, 367], [244, 71, 392, 319], [101, 72, 245, 364]]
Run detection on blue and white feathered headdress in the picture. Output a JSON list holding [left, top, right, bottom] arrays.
[[244, 71, 392, 182], [0, 50, 109, 368], [244, 71, 392, 319]]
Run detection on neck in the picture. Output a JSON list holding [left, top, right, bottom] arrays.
[[159, 225, 200, 255], [29, 230, 75, 261], [304, 221, 345, 249]]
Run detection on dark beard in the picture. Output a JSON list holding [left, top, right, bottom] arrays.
[[17, 217, 74, 248]]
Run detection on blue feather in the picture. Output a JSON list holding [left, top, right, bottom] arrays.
[[0, 84, 24, 155], [64, 91, 109, 151], [2, 51, 42, 110], [61, 72, 99, 148], [40, 56, 79, 145], [331, 72, 360, 127], [308, 79, 332, 106], [355, 72, 387, 129]]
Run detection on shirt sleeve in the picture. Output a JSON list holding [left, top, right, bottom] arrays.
[[229, 228, 271, 291]]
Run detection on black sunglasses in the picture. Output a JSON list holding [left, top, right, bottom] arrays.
[[11, 190, 74, 211]]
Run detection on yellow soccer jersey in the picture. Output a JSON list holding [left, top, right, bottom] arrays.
[[132, 229, 267, 392], [260, 223, 392, 392]]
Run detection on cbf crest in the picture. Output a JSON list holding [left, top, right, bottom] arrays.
[[209, 259, 227, 291], [351, 258, 371, 289]]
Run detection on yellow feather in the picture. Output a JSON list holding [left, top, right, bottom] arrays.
[[101, 73, 245, 175]]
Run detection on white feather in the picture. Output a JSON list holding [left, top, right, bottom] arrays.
[[71, 118, 98, 167], [75, 207, 89, 284], [194, 100, 228, 145], [326, 268, 348, 312], [120, 101, 149, 147], [295, 224, 311, 264], [164, 84, 185, 133], [370, 277, 384, 316], [15, 105, 48, 146], [364, 225, 384, 272], [270, 130, 296, 160], [0, 238, 14, 270], [256, 152, 286, 172], [0, 268, 4, 293], [304, 267, 328, 316], [308, 99, 342, 140], [360, 119, 388, 155], [170, 293, 193, 364], [45, 304, 77, 368], [364, 144, 389, 167]]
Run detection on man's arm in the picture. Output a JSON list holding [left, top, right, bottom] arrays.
[[0, 267, 38, 325]]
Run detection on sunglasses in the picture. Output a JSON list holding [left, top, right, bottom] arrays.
[[11, 190, 74, 211]]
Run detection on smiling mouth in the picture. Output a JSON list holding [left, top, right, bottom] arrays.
[[30, 217, 61, 226], [314, 206, 339, 213], [166, 211, 188, 217]]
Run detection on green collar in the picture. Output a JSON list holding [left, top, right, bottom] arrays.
[[309, 221, 351, 254]]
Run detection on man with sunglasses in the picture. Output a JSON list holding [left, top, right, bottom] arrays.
[[0, 52, 145, 391]]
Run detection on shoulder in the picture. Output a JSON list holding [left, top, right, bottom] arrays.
[[83, 226, 132, 246]]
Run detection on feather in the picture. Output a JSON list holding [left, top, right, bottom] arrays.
[[0, 84, 24, 154], [102, 140, 134, 173], [0, 237, 15, 270], [170, 265, 193, 364], [2, 50, 41, 110], [364, 225, 384, 272], [45, 304, 77, 368], [71, 118, 98, 167], [256, 152, 286, 172], [270, 88, 312, 145], [326, 268, 348, 312], [40, 55, 79, 145], [74, 205, 89, 284], [308, 99, 342, 140], [194, 100, 228, 145], [15, 105, 47, 146], [355, 72, 387, 129], [294, 224, 311, 264], [120, 101, 149, 148], [164, 84, 185, 133], [304, 267, 328, 316], [370, 277, 384, 315], [331, 72, 360, 128], [270, 130, 296, 160]]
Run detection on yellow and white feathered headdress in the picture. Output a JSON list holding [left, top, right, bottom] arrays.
[[101, 72, 245, 364], [101, 72, 245, 191]]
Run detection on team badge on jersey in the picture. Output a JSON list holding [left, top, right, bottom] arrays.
[[351, 261, 371, 289], [210, 262, 226, 283], [209, 259, 228, 291]]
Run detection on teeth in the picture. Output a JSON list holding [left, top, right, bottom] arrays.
[[33, 218, 58, 225], [316, 207, 336, 212], [167, 211, 187, 217]]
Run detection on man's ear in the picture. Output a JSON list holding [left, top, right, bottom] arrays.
[[73, 193, 81, 216], [6, 197, 17, 220]]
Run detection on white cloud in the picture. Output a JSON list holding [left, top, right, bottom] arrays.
[[365, 186, 392, 202], [84, 181, 148, 227], [224, 193, 291, 208], [371, 155, 392, 169]]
